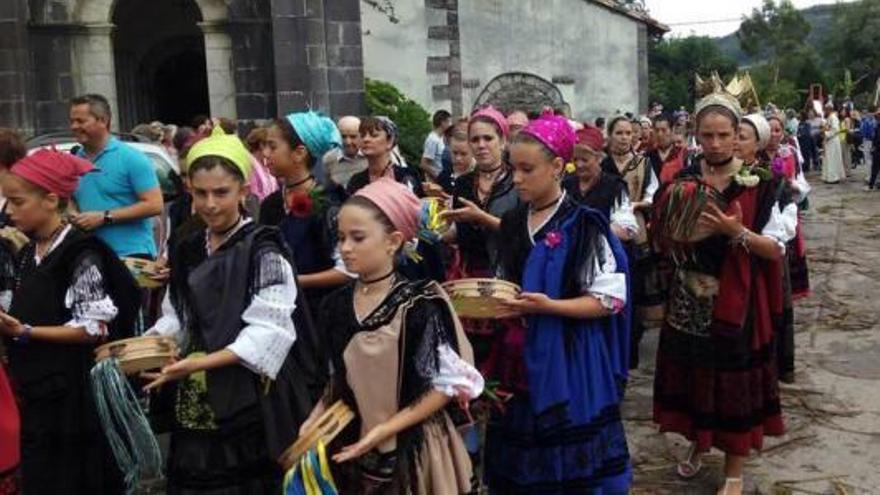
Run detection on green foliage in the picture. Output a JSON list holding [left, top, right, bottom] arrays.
[[364, 78, 432, 166], [648, 36, 738, 110], [738, 0, 811, 63], [824, 0, 880, 101]]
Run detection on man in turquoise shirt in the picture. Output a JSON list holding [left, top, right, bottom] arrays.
[[69, 94, 163, 258]]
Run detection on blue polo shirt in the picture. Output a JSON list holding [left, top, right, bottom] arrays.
[[74, 137, 159, 257]]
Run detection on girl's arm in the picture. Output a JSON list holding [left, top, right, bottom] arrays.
[[333, 390, 451, 463]]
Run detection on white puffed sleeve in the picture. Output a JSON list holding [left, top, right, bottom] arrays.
[[641, 166, 660, 205], [64, 259, 118, 338], [610, 191, 639, 237], [226, 251, 298, 379], [586, 236, 627, 313], [760, 202, 799, 254], [432, 344, 485, 400], [147, 290, 182, 341]]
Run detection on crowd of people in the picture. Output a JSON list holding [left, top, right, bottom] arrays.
[[0, 84, 826, 495]]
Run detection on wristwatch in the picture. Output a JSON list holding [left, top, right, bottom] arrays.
[[14, 324, 32, 344], [103, 210, 114, 225]]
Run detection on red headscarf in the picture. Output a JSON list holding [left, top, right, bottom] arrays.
[[575, 125, 605, 153], [10, 149, 94, 198]]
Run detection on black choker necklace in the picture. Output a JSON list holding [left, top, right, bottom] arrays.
[[362, 269, 395, 285], [530, 194, 563, 213], [479, 164, 503, 175], [705, 156, 734, 167], [359, 269, 395, 294], [286, 175, 314, 189], [215, 216, 243, 237]]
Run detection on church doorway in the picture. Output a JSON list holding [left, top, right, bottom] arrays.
[[473, 72, 566, 116], [112, 0, 210, 130]]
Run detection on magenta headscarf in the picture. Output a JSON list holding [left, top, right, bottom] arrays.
[[470, 106, 510, 139], [353, 178, 421, 240], [519, 114, 577, 162]]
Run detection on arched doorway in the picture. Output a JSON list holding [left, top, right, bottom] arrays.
[[473, 72, 566, 116], [112, 0, 210, 129]]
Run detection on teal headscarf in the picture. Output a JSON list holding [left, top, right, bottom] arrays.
[[285, 111, 342, 165]]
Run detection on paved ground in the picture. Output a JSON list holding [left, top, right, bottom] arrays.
[[627, 165, 880, 494]]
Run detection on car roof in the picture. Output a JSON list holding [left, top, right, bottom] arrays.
[[26, 138, 179, 174]]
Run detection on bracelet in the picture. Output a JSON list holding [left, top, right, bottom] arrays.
[[731, 229, 751, 253], [14, 324, 32, 344]]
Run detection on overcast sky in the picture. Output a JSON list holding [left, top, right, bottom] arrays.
[[644, 0, 855, 37]]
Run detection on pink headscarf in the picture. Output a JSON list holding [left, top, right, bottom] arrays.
[[506, 111, 529, 130], [520, 114, 577, 163], [471, 106, 509, 138], [11, 149, 94, 198], [353, 178, 421, 240]]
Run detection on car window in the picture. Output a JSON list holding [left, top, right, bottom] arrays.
[[145, 152, 182, 201]]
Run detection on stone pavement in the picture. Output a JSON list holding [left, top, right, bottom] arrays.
[[627, 166, 880, 494]]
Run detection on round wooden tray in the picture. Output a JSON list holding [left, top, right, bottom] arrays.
[[278, 400, 354, 470], [95, 335, 178, 375], [441, 278, 521, 319], [122, 257, 165, 289]]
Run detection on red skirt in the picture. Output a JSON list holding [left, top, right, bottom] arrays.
[[0, 365, 19, 494]]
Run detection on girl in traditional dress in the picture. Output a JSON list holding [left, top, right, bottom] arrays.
[[301, 178, 483, 494], [261, 111, 353, 312], [0, 150, 143, 494], [759, 114, 811, 383], [485, 114, 632, 494], [601, 116, 660, 369], [144, 128, 325, 493], [347, 117, 422, 196], [653, 95, 797, 495]]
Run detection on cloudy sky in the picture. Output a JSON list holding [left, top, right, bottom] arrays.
[[644, 0, 855, 37]]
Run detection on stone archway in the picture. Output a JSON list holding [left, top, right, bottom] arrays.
[[473, 72, 566, 116], [112, 0, 208, 128], [71, 0, 235, 130]]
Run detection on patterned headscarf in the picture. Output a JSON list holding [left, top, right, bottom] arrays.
[[373, 116, 398, 146], [286, 111, 342, 162], [519, 114, 577, 163]]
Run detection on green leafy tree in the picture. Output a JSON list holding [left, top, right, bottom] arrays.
[[824, 0, 880, 101], [648, 36, 738, 110], [738, 0, 812, 84], [364, 79, 431, 166]]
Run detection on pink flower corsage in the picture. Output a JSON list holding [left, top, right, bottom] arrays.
[[544, 231, 563, 249]]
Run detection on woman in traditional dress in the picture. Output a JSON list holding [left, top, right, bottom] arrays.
[[602, 116, 660, 369], [652, 94, 797, 495], [0, 150, 142, 494], [300, 178, 483, 494], [822, 103, 847, 183], [563, 124, 638, 241], [485, 114, 632, 494], [144, 128, 325, 493], [261, 111, 353, 312], [347, 117, 422, 196], [762, 114, 811, 383]]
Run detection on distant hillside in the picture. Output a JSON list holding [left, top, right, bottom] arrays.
[[714, 4, 838, 67]]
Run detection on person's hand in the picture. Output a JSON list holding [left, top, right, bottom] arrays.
[[441, 198, 488, 225], [332, 423, 391, 463], [698, 201, 744, 238], [632, 201, 650, 212], [142, 356, 201, 392], [497, 292, 553, 317], [148, 258, 171, 282], [422, 183, 449, 199], [0, 311, 24, 338], [70, 212, 106, 231]]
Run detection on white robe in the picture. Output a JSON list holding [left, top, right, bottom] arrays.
[[822, 113, 847, 183]]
